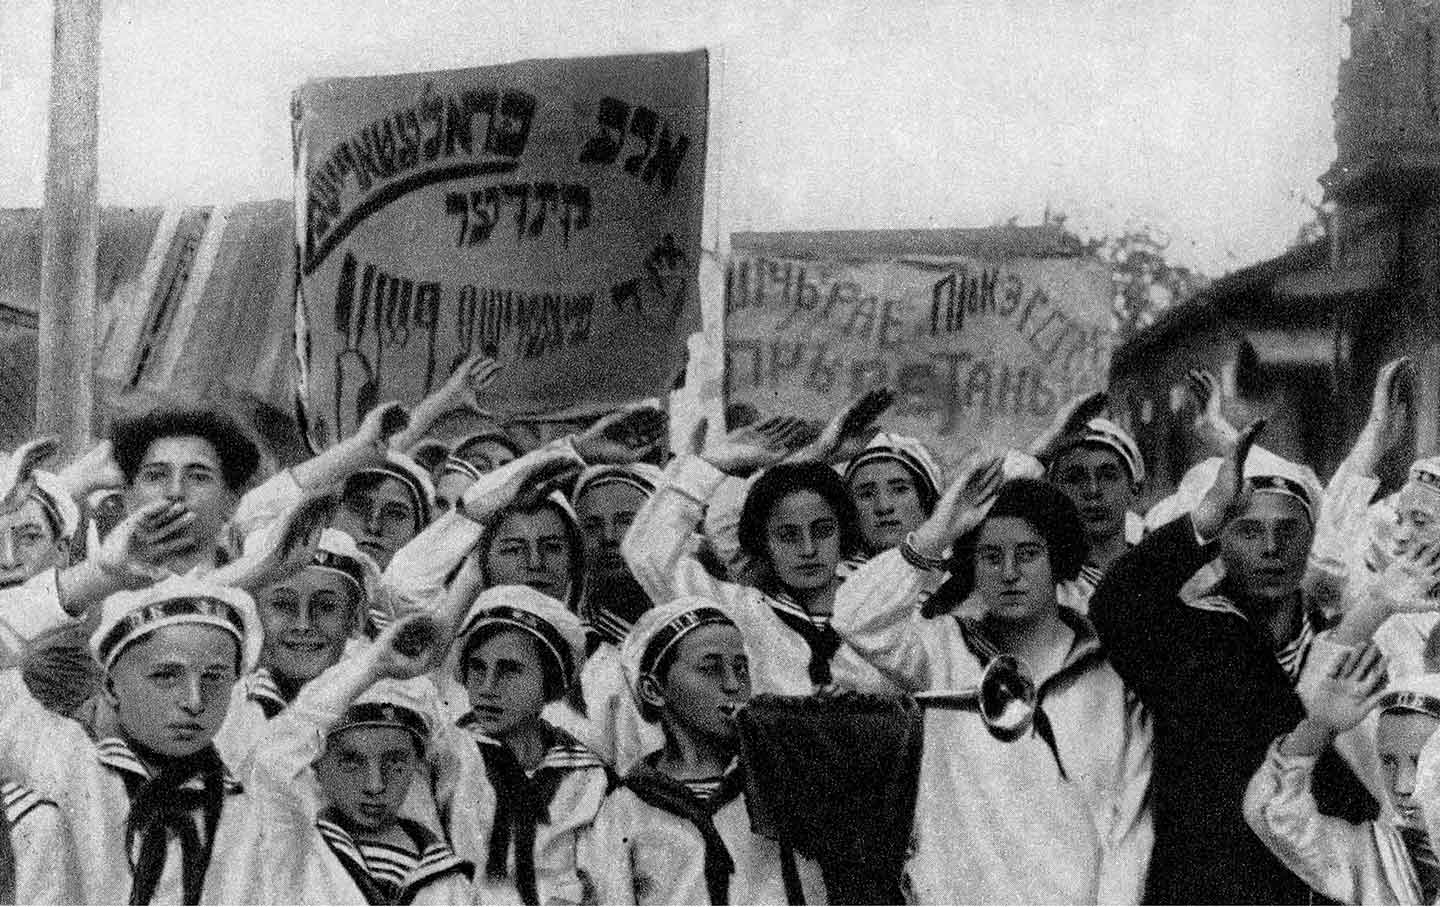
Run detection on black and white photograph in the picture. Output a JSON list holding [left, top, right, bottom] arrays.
[[0, 1, 1430, 903]]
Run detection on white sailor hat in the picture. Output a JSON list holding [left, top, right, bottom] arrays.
[[842, 433, 945, 506], [1379, 673, 1440, 721], [347, 452, 436, 527], [1051, 417, 1146, 485], [621, 597, 742, 704], [455, 585, 586, 693], [572, 463, 664, 503], [0, 438, 80, 541], [330, 675, 441, 749], [91, 575, 262, 676]]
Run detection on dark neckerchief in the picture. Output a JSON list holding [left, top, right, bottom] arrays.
[[768, 594, 841, 688], [938, 611, 1108, 781], [459, 720, 601, 906], [622, 755, 746, 906], [100, 737, 231, 906], [316, 809, 473, 906], [586, 577, 652, 648]]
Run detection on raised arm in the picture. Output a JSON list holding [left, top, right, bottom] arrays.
[[833, 453, 1004, 689], [621, 416, 808, 606], [1243, 643, 1394, 904], [232, 401, 410, 536], [387, 355, 502, 454], [382, 445, 583, 614], [1091, 420, 1266, 702]]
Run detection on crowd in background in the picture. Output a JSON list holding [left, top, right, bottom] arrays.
[[0, 352, 1438, 905]]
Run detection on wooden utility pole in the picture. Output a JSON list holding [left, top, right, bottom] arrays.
[[38, 0, 101, 459]]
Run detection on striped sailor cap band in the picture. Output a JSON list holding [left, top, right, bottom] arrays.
[[639, 606, 735, 681], [96, 596, 247, 671], [1408, 458, 1440, 496], [330, 701, 431, 745], [573, 464, 662, 503], [1246, 474, 1316, 521], [460, 603, 577, 690], [1053, 418, 1146, 485], [440, 456, 483, 483], [311, 548, 369, 598], [843, 434, 944, 503], [1378, 690, 1440, 721]]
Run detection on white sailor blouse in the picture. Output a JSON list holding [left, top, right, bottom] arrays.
[[620, 454, 904, 697], [210, 658, 473, 906]]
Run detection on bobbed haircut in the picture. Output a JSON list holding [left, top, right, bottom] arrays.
[[737, 462, 863, 582], [941, 478, 1087, 605], [111, 408, 261, 492]]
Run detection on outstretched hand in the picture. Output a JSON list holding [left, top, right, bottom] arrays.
[[1028, 391, 1107, 460], [1370, 542, 1440, 614], [0, 436, 60, 512], [790, 387, 895, 464], [1300, 641, 1388, 735], [212, 494, 338, 592], [573, 404, 668, 465], [702, 415, 813, 476], [1192, 418, 1265, 540], [1187, 369, 1240, 450], [461, 447, 582, 523], [437, 354, 504, 417], [96, 500, 192, 587], [909, 452, 1006, 557]]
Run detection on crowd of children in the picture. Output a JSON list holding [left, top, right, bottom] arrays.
[[3, 350, 1440, 905]]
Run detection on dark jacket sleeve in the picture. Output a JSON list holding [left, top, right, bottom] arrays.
[[1089, 513, 1219, 707]]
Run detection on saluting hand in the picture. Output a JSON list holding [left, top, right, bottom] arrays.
[[1192, 418, 1266, 540], [702, 415, 813, 477], [909, 451, 1006, 558], [460, 447, 582, 523], [573, 404, 668, 465]]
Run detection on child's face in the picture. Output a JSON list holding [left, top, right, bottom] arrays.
[[463, 628, 549, 738], [485, 508, 573, 602], [258, 568, 358, 684], [576, 483, 647, 582], [0, 498, 64, 589], [764, 490, 841, 593], [848, 460, 927, 553], [314, 726, 421, 833], [107, 624, 239, 758], [974, 517, 1057, 625], [1377, 711, 1440, 828], [659, 624, 751, 745]]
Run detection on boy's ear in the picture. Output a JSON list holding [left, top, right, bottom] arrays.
[[637, 674, 666, 711]]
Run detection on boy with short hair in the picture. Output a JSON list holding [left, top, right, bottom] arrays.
[[215, 612, 474, 904], [1245, 643, 1440, 904], [449, 584, 609, 905], [581, 597, 826, 905], [0, 566, 261, 903]]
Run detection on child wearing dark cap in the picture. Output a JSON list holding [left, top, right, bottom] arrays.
[[581, 597, 826, 905], [214, 612, 473, 904]]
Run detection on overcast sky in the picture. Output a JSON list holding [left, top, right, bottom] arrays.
[[0, 0, 1343, 275]]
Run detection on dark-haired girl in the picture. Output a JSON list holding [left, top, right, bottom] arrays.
[[833, 461, 1153, 904], [622, 418, 904, 696]]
